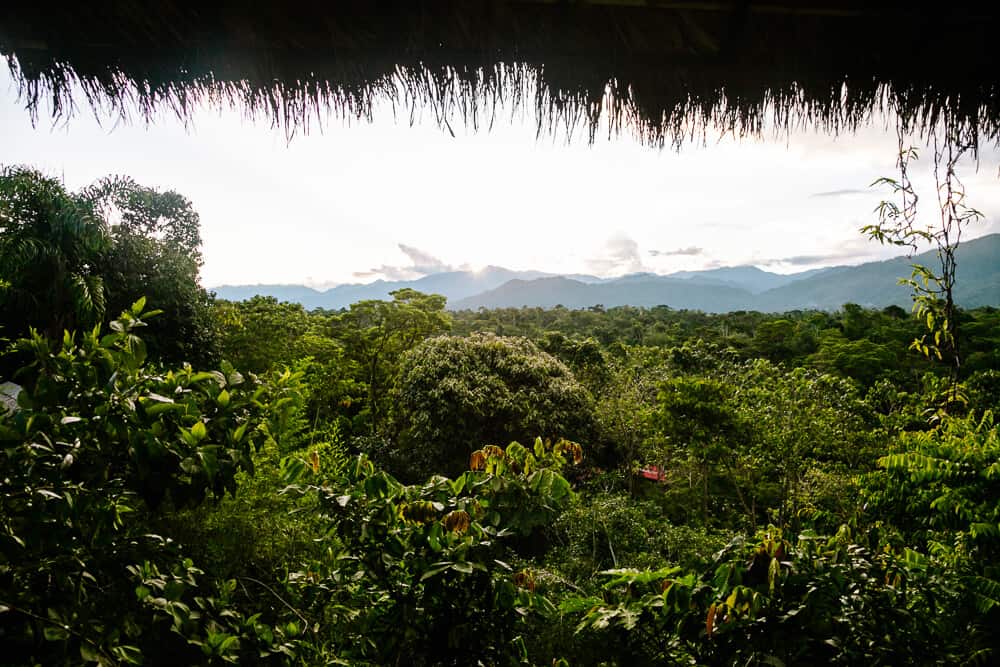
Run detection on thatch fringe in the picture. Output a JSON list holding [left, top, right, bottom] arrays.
[[2, 2, 999, 148]]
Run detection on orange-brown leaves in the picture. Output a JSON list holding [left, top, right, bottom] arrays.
[[554, 438, 584, 464], [514, 569, 536, 592], [471, 445, 507, 471], [482, 445, 505, 460], [399, 500, 438, 524], [442, 509, 471, 534]]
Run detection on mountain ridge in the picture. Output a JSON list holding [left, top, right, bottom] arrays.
[[211, 234, 1000, 312]]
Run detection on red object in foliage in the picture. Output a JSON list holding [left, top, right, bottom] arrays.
[[639, 466, 665, 482]]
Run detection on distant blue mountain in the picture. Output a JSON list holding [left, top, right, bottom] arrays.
[[665, 265, 830, 294], [450, 275, 753, 311], [211, 234, 1000, 313], [212, 264, 816, 309], [212, 266, 563, 310], [210, 284, 326, 308], [753, 234, 1000, 312], [453, 235, 1000, 312]]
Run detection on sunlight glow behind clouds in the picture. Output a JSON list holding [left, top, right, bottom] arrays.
[[2, 68, 999, 288]]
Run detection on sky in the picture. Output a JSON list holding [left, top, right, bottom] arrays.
[[2, 67, 999, 289]]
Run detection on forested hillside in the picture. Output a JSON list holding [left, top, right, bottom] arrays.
[[3, 167, 1000, 665]]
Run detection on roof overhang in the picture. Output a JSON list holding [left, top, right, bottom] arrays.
[[2, 2, 997, 147]]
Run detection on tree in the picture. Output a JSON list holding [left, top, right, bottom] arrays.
[[281, 440, 578, 665], [331, 289, 451, 433], [81, 176, 218, 366], [652, 360, 872, 531], [729, 362, 873, 529], [654, 376, 747, 526], [859, 412, 1000, 660], [0, 168, 220, 369], [216, 295, 314, 374], [751, 318, 817, 364], [538, 330, 609, 390], [806, 329, 900, 388], [391, 333, 594, 479], [591, 345, 672, 476], [0, 166, 108, 345]]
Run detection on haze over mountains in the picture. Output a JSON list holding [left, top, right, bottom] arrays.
[[213, 234, 1000, 313]]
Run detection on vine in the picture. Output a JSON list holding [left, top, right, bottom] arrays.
[[864, 117, 984, 388]]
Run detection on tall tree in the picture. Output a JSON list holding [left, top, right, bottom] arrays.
[[81, 176, 218, 366], [0, 166, 108, 346], [392, 332, 593, 479], [331, 289, 451, 432], [215, 295, 313, 374]]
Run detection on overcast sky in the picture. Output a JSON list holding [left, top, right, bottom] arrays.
[[2, 68, 999, 288]]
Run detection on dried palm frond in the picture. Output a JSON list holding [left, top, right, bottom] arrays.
[[1, 2, 997, 148]]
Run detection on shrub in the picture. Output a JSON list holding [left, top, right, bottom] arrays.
[[391, 333, 594, 479]]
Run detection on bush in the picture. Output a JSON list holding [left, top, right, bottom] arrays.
[[546, 492, 726, 583], [564, 526, 956, 666], [0, 301, 309, 664], [391, 333, 594, 479], [282, 439, 581, 665]]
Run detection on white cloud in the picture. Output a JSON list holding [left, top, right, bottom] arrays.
[[650, 246, 703, 257], [353, 244, 453, 280], [586, 235, 647, 275], [809, 189, 870, 198]]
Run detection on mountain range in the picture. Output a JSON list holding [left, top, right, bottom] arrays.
[[211, 234, 1000, 313]]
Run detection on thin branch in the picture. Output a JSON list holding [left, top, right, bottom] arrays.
[[238, 576, 316, 635], [0, 600, 110, 658]]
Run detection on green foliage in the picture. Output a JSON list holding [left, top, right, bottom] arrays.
[[538, 330, 609, 390], [80, 175, 203, 259], [82, 176, 219, 366], [565, 526, 955, 665], [0, 301, 306, 664], [392, 333, 595, 479], [650, 360, 874, 531], [281, 438, 580, 665], [159, 394, 351, 584], [216, 296, 315, 375], [0, 165, 109, 345], [865, 413, 1000, 540], [453, 303, 986, 392], [751, 318, 817, 363], [3, 169, 999, 667], [159, 447, 328, 584], [865, 131, 985, 375], [858, 411, 1000, 660], [0, 166, 221, 372], [128, 559, 309, 665], [547, 492, 726, 582], [653, 375, 747, 526], [330, 288, 451, 433], [806, 328, 901, 388], [727, 363, 874, 530], [967, 369, 1000, 414], [591, 346, 671, 471]]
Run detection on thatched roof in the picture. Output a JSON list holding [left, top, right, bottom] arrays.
[[2, 2, 998, 147]]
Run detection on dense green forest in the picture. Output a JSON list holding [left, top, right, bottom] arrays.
[[2, 165, 1000, 665]]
